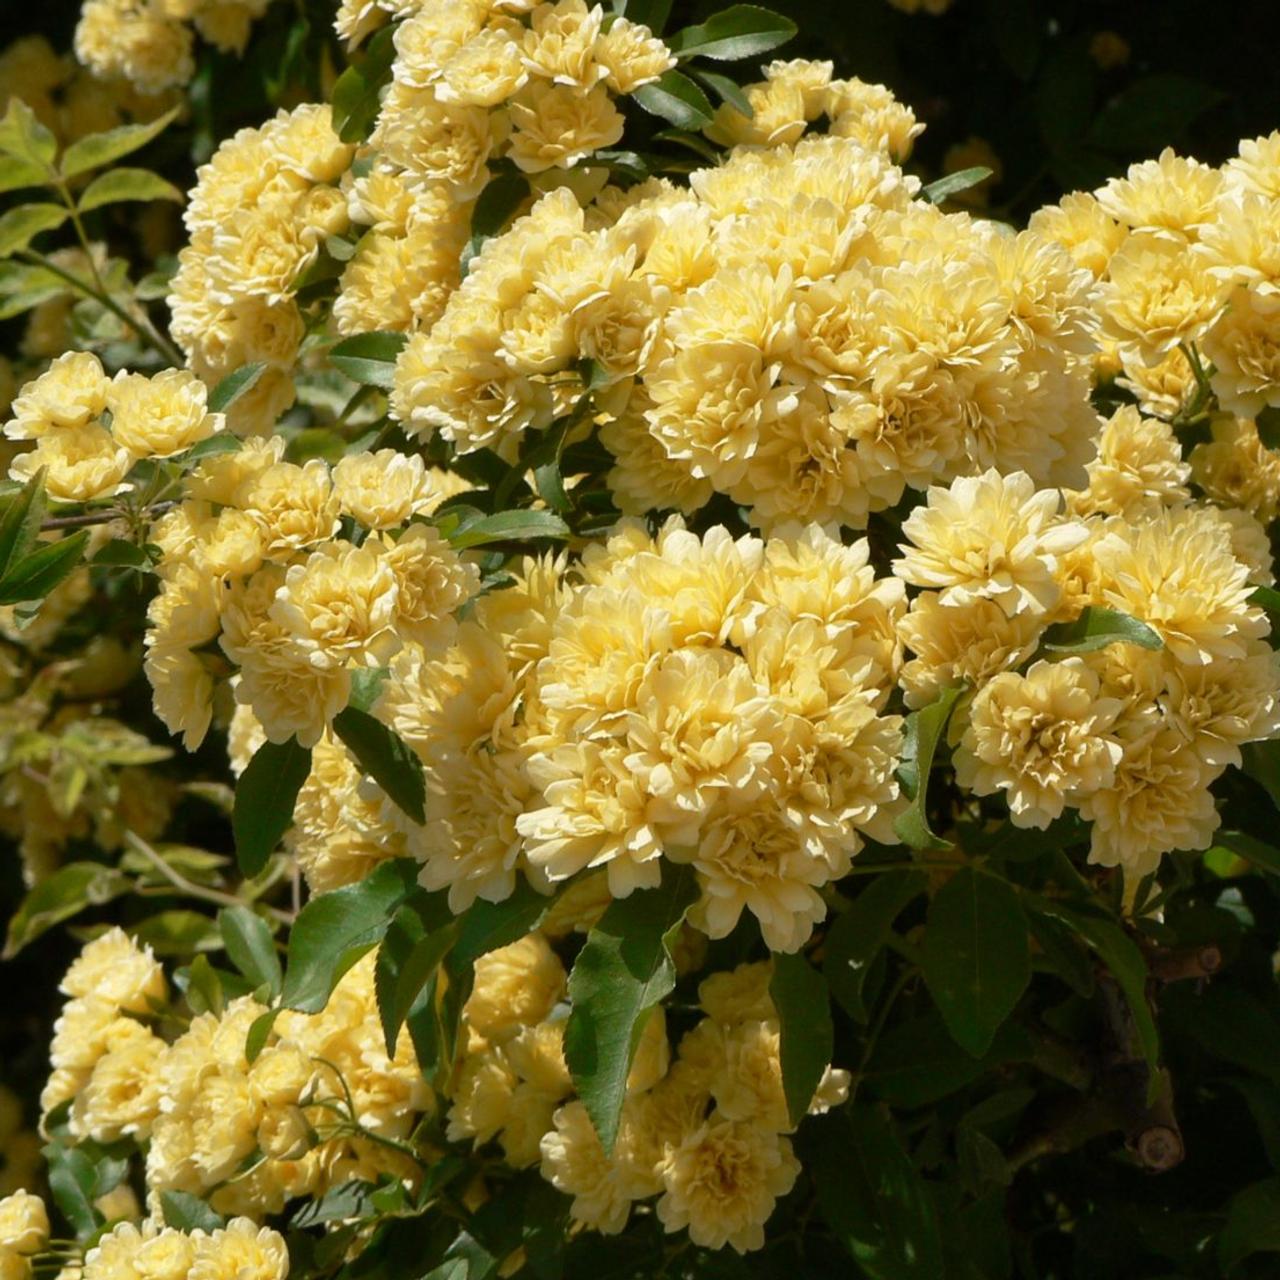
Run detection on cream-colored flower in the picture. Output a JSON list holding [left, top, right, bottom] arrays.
[[1202, 289, 1280, 417], [0, 1191, 48, 1255], [190, 1219, 289, 1280], [593, 17, 674, 93], [70, 1018, 165, 1143], [61, 926, 167, 1012], [894, 469, 1088, 617], [508, 82, 624, 172], [465, 934, 565, 1045], [6, 351, 108, 438], [10, 423, 132, 503], [1189, 416, 1280, 525], [656, 1116, 800, 1254], [955, 659, 1124, 828], [1094, 148, 1226, 234], [1066, 404, 1191, 519], [106, 370, 224, 460]]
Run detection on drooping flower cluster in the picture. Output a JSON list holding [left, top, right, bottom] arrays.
[[392, 125, 1103, 531], [380, 519, 905, 952], [42, 929, 426, 1218], [895, 466, 1280, 876], [143, 439, 478, 752], [167, 104, 356, 435]]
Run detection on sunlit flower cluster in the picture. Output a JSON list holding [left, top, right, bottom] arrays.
[[143, 438, 478, 752], [392, 124, 1103, 532], [380, 519, 904, 952]]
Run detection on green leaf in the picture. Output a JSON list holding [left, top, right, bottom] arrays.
[[922, 167, 994, 204], [445, 509, 570, 550], [618, 0, 673, 32], [60, 106, 180, 178], [448, 879, 553, 973], [1040, 606, 1162, 655], [44, 1143, 103, 1240], [245, 1009, 281, 1064], [331, 23, 397, 143], [281, 858, 420, 1013], [348, 666, 391, 713], [2, 861, 128, 958], [0, 203, 70, 258], [801, 1105, 945, 1280], [232, 737, 313, 878], [1027, 908, 1095, 997], [632, 70, 715, 130], [332, 705, 425, 825], [690, 68, 754, 117], [1087, 75, 1225, 154], [461, 171, 530, 275], [160, 1190, 226, 1234], [921, 868, 1031, 1057], [1219, 1177, 1280, 1273], [77, 167, 183, 213], [219, 906, 283, 1000], [91, 538, 154, 570], [0, 467, 47, 581], [130, 909, 221, 957], [181, 953, 225, 1016], [328, 330, 409, 388], [667, 5, 797, 61], [564, 862, 699, 1153], [0, 99, 57, 169], [893, 684, 964, 850], [1249, 584, 1280, 618], [1213, 830, 1280, 877], [1036, 902, 1159, 1075], [824, 871, 926, 1021], [208, 362, 267, 414], [770, 951, 834, 1127], [375, 897, 456, 1056], [0, 156, 48, 194], [0, 529, 88, 605]]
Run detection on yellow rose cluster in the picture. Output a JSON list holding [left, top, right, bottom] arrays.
[[168, 104, 356, 435], [144, 439, 478, 752], [81, 1218, 288, 1280], [74, 0, 275, 94], [540, 959, 847, 1253], [1032, 137, 1280, 421], [42, 929, 425, 1218], [3, 352, 223, 501], [896, 465, 1280, 877], [334, 0, 674, 338], [391, 125, 1102, 531], [380, 519, 904, 952]]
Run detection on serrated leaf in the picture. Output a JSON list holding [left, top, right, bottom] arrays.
[[331, 23, 397, 143], [160, 1190, 226, 1234], [921, 868, 1031, 1057], [208, 362, 267, 414], [77, 167, 183, 213], [219, 905, 282, 1000], [564, 862, 699, 1153], [332, 705, 425, 824], [232, 737, 312, 878], [632, 69, 715, 130], [281, 858, 419, 1013], [3, 861, 129, 958], [824, 871, 926, 1021], [893, 684, 964, 850], [328, 330, 408, 387], [801, 1105, 944, 1279], [1040, 606, 1162, 654], [0, 203, 69, 257], [922, 166, 994, 204], [0, 530, 89, 605], [445, 509, 570, 550], [0, 467, 47, 581], [770, 951, 834, 1126], [667, 4, 797, 61], [0, 99, 57, 169], [60, 106, 180, 178]]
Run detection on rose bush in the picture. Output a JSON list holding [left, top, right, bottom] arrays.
[[4, 3, 1280, 1278]]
